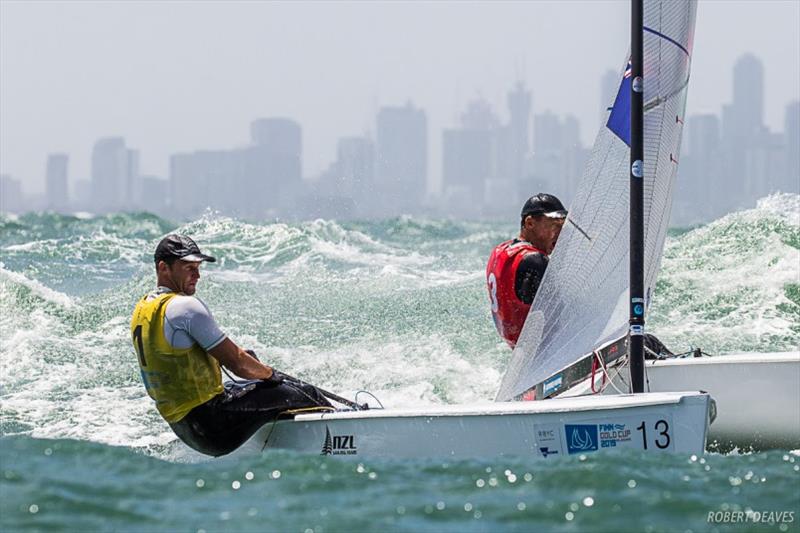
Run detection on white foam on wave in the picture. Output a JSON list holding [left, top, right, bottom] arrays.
[[374, 264, 480, 288], [209, 270, 267, 284], [0, 264, 75, 309], [0, 274, 179, 455], [23, 386, 174, 449], [305, 237, 433, 269], [457, 230, 509, 245], [755, 192, 800, 223], [652, 193, 800, 352], [179, 214, 479, 291], [4, 240, 55, 252], [2, 228, 154, 270], [176, 213, 437, 272], [259, 334, 501, 409]]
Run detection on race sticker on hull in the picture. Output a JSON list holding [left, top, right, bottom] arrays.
[[321, 426, 358, 456], [534, 423, 563, 458], [563, 414, 674, 455], [565, 424, 599, 453]]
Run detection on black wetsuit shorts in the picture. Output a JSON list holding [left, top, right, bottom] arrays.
[[170, 379, 332, 456]]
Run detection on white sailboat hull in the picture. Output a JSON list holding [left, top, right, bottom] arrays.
[[562, 352, 800, 450], [243, 391, 710, 459]]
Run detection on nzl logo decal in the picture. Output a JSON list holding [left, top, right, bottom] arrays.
[[321, 426, 358, 455]]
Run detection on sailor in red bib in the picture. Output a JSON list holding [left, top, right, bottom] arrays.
[[487, 194, 567, 348]]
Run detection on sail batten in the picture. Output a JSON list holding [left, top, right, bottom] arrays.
[[496, 0, 697, 402]]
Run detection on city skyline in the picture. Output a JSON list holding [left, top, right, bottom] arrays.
[[2, 1, 799, 195], [2, 52, 797, 226]]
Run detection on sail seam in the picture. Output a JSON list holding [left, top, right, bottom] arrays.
[[643, 26, 690, 57]]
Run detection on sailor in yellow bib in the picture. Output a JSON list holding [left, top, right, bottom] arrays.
[[132, 234, 331, 456], [131, 291, 224, 423]]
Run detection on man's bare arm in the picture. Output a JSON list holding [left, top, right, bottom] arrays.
[[208, 338, 274, 380]]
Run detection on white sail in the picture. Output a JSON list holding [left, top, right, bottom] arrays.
[[497, 0, 698, 401]]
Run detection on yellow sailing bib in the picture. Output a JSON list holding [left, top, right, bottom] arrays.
[[131, 292, 223, 423]]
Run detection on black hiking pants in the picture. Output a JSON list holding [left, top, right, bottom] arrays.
[[170, 379, 332, 456]]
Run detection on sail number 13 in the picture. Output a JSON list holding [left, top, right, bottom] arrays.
[[636, 419, 671, 450]]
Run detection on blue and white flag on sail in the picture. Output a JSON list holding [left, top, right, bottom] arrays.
[[606, 60, 632, 146]]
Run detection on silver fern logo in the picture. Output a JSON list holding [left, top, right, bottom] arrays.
[[321, 426, 333, 455]]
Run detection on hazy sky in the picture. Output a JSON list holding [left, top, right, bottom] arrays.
[[2, 0, 799, 195]]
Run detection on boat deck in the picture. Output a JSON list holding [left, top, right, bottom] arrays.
[[294, 390, 705, 421]]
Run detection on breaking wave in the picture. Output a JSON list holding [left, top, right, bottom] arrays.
[[650, 193, 800, 353]]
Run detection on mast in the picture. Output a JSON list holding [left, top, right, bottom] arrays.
[[629, 0, 645, 393]]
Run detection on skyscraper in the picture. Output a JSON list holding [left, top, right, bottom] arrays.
[[169, 150, 234, 217], [247, 118, 303, 217], [336, 136, 374, 204], [442, 98, 499, 214], [442, 127, 493, 215], [0, 174, 23, 213], [530, 112, 585, 202], [688, 114, 721, 158], [308, 136, 374, 219], [745, 131, 785, 200], [375, 103, 427, 215], [45, 153, 69, 212], [560, 115, 584, 202], [91, 137, 138, 213], [533, 111, 562, 156], [506, 82, 531, 184], [721, 54, 766, 211], [732, 54, 764, 138], [251, 118, 302, 161], [127, 149, 140, 206], [674, 114, 722, 223]]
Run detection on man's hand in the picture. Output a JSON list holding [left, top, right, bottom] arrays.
[[244, 349, 288, 385], [262, 369, 285, 387]]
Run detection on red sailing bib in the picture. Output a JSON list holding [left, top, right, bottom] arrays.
[[486, 240, 546, 348]]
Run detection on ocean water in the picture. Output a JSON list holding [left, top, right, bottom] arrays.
[[1, 193, 799, 532]]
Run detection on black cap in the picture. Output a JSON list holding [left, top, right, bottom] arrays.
[[154, 234, 216, 263], [521, 193, 567, 219]]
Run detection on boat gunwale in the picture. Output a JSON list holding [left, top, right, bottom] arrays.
[[647, 352, 800, 367], [290, 391, 709, 422]]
